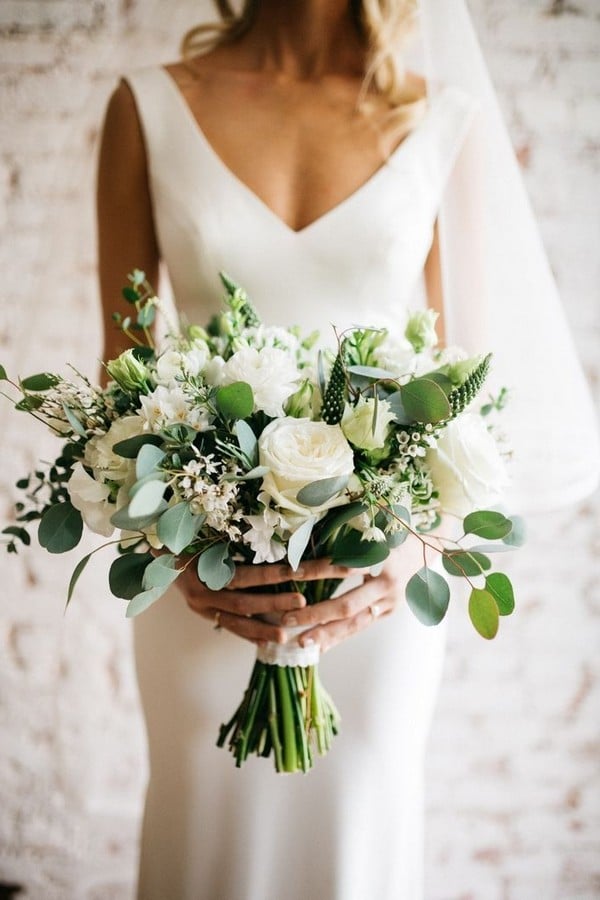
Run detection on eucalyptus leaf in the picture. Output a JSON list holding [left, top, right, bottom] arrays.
[[463, 510, 512, 541], [0, 364, 7, 380], [156, 503, 196, 555], [142, 554, 181, 590], [318, 501, 368, 544], [109, 551, 154, 600], [405, 566, 450, 626], [442, 550, 491, 577], [2, 526, 30, 545], [15, 395, 44, 412], [66, 551, 94, 607], [467, 543, 514, 554], [296, 475, 349, 507], [197, 543, 235, 590], [128, 480, 166, 518], [62, 404, 87, 437], [20, 372, 59, 391], [137, 304, 156, 327], [485, 572, 515, 616], [400, 377, 451, 424], [234, 419, 258, 466], [346, 364, 397, 381], [38, 502, 83, 553], [110, 503, 167, 532], [330, 530, 390, 568], [502, 514, 526, 547], [136, 443, 166, 480], [112, 433, 163, 459], [469, 588, 499, 639], [288, 516, 317, 571], [386, 390, 411, 425], [216, 381, 254, 419], [126, 585, 169, 617]]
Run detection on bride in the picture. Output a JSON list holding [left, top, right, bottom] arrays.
[[96, 1, 598, 898]]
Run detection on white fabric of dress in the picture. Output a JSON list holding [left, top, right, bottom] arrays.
[[125, 66, 477, 900]]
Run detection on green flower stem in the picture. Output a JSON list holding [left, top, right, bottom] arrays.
[[287, 666, 311, 772], [268, 677, 284, 772], [276, 665, 298, 772], [237, 663, 268, 763]]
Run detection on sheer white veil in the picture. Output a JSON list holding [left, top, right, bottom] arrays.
[[415, 0, 599, 514]]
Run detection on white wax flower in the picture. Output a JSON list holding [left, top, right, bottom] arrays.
[[426, 413, 510, 516], [258, 417, 354, 517], [221, 347, 300, 417], [341, 396, 395, 451]]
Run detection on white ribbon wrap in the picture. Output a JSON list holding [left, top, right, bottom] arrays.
[[256, 624, 320, 667]]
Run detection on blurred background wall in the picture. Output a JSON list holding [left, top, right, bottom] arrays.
[[0, 1, 598, 898]]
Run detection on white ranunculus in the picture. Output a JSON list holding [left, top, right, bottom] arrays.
[[341, 396, 395, 451], [68, 461, 115, 537], [85, 415, 143, 484], [426, 413, 510, 516], [258, 417, 354, 517], [221, 347, 300, 417]]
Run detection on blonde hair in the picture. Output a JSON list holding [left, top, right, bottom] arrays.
[[181, 0, 425, 127]]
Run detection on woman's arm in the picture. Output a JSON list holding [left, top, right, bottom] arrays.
[[424, 218, 446, 346], [96, 79, 160, 385]]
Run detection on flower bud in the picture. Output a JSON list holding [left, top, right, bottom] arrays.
[[404, 309, 439, 353], [106, 349, 151, 392]]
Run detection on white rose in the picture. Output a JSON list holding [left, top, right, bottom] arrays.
[[426, 413, 510, 516], [68, 461, 114, 537], [341, 396, 395, 451], [85, 415, 143, 484], [258, 417, 354, 517], [221, 347, 300, 417]]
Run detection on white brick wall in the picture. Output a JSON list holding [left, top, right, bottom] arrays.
[[0, 2, 598, 898]]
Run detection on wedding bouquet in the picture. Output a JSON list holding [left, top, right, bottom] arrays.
[[2, 271, 522, 773]]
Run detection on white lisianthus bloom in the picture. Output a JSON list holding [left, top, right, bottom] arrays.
[[68, 461, 114, 537], [85, 415, 143, 484], [155, 347, 208, 385], [426, 413, 510, 516], [374, 334, 415, 377], [243, 504, 289, 564], [221, 347, 300, 417], [341, 396, 395, 451], [404, 309, 439, 353], [139, 385, 212, 432], [258, 417, 354, 518]]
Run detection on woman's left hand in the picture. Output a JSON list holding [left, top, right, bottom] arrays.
[[280, 539, 424, 653]]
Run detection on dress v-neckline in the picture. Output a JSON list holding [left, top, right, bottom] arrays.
[[158, 65, 443, 238]]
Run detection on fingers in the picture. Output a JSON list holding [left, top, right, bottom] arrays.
[[227, 559, 359, 590], [297, 596, 395, 654], [204, 609, 288, 645], [280, 575, 385, 628]]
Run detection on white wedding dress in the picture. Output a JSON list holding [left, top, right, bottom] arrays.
[[125, 66, 477, 900]]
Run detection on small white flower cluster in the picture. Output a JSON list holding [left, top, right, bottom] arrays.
[[177, 455, 243, 540], [139, 385, 213, 433], [40, 380, 107, 436]]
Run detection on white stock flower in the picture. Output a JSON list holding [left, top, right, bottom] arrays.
[[221, 347, 300, 417], [258, 417, 354, 517], [341, 396, 395, 451], [68, 461, 114, 537], [426, 412, 510, 516], [139, 385, 212, 432]]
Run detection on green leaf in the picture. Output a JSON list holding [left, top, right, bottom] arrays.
[[425, 371, 454, 395], [110, 503, 166, 532], [386, 390, 411, 425], [156, 503, 196, 555], [0, 364, 7, 380], [288, 516, 317, 571], [112, 433, 163, 458], [405, 566, 450, 626], [468, 543, 514, 554], [66, 552, 94, 607], [38, 502, 83, 553], [135, 444, 166, 480], [160, 423, 197, 444], [330, 530, 390, 568], [197, 543, 235, 590], [375, 504, 410, 549], [137, 304, 155, 327], [122, 286, 140, 303], [346, 364, 396, 380], [15, 395, 44, 412], [400, 377, 451, 424], [463, 510, 513, 541], [142, 554, 181, 590], [469, 588, 499, 639], [502, 514, 526, 547], [216, 381, 254, 419], [62, 404, 87, 437], [109, 551, 154, 600], [128, 480, 166, 518], [2, 526, 31, 545], [318, 501, 367, 544], [131, 345, 155, 362], [20, 372, 60, 391], [296, 475, 349, 508], [442, 550, 491, 577], [126, 585, 168, 617], [485, 572, 515, 616], [234, 419, 258, 466]]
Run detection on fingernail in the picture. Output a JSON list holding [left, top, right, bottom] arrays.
[[293, 566, 305, 578], [284, 615, 298, 626], [300, 637, 315, 648]]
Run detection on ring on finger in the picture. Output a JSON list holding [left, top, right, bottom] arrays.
[[369, 603, 382, 621], [213, 610, 222, 631]]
